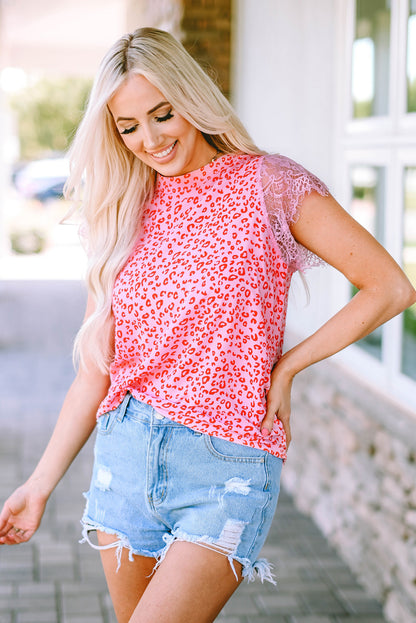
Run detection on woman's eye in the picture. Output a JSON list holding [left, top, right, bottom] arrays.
[[121, 125, 137, 135], [156, 110, 173, 123]]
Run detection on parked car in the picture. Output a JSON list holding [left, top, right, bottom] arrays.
[[34, 180, 66, 202], [14, 157, 69, 202]]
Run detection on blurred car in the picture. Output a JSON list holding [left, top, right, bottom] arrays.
[[34, 180, 66, 202], [14, 157, 69, 202]]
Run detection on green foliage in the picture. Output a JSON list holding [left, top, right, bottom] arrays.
[[10, 76, 92, 160], [404, 305, 416, 336], [353, 98, 373, 118], [408, 77, 416, 113]]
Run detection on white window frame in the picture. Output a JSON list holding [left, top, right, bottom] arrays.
[[332, 0, 416, 412]]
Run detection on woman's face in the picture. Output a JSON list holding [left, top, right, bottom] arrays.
[[108, 74, 215, 176]]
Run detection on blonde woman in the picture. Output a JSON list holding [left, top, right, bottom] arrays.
[[0, 28, 414, 623]]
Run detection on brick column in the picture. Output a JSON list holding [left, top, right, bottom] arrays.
[[181, 0, 232, 99]]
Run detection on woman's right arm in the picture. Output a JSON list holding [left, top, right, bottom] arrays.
[[0, 295, 112, 545]]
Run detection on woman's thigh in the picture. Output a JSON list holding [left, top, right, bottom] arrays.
[[130, 540, 244, 623], [97, 530, 156, 623], [98, 534, 243, 623]]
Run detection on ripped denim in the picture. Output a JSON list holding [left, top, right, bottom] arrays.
[[80, 393, 283, 584]]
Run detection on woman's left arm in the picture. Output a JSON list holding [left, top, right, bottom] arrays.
[[262, 192, 416, 444]]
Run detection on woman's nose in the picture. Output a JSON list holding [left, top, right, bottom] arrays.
[[141, 123, 162, 150]]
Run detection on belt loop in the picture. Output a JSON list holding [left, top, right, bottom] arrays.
[[116, 392, 131, 422]]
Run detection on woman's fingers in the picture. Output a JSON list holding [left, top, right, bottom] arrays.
[[0, 485, 46, 545], [260, 407, 292, 447], [260, 407, 276, 437], [0, 503, 17, 539], [0, 525, 30, 545], [277, 410, 292, 447], [261, 372, 293, 447], [0, 520, 35, 545]]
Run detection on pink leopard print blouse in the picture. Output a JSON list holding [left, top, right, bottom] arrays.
[[97, 153, 329, 459]]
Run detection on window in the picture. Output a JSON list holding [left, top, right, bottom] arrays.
[[407, 1, 416, 113], [352, 0, 391, 118], [350, 165, 385, 359], [339, 0, 416, 403], [402, 167, 416, 378]]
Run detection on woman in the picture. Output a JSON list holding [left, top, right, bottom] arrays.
[[0, 28, 414, 623]]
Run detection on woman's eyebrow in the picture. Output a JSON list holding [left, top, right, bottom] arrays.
[[147, 101, 170, 115], [116, 101, 170, 124]]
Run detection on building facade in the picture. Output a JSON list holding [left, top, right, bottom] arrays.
[[231, 2, 416, 622]]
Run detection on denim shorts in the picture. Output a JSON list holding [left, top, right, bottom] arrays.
[[81, 393, 282, 583]]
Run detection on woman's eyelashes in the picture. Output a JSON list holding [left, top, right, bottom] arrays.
[[155, 109, 173, 123], [120, 109, 174, 135], [121, 125, 138, 135]]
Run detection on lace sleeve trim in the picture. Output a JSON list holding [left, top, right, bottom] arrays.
[[260, 154, 330, 271]]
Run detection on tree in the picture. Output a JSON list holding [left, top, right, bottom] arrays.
[[10, 76, 92, 160]]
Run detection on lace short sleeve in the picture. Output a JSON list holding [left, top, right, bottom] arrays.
[[260, 154, 330, 271]]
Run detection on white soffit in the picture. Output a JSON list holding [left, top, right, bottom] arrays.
[[2, 0, 127, 75]]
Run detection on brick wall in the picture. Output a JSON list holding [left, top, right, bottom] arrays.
[[181, 0, 232, 98], [282, 342, 416, 623]]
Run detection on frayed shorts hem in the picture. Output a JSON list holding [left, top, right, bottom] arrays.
[[80, 520, 277, 585]]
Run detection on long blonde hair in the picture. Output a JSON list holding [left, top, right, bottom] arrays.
[[67, 27, 262, 372]]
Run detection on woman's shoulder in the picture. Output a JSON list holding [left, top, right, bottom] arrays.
[[260, 152, 330, 199], [231, 151, 325, 183], [218, 152, 329, 201], [259, 153, 330, 271], [261, 152, 319, 176]]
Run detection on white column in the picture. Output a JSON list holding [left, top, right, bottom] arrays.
[[0, 0, 8, 258], [125, 0, 183, 38]]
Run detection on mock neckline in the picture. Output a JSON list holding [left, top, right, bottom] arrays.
[[156, 153, 240, 186]]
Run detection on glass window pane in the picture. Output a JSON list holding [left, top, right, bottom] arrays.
[[352, 0, 391, 118], [350, 165, 385, 359], [407, 1, 416, 113], [402, 168, 416, 380]]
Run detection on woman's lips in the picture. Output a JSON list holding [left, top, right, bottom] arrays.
[[148, 141, 177, 160]]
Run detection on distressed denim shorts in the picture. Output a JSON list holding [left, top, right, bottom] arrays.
[[81, 393, 283, 583]]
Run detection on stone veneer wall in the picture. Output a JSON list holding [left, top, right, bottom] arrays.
[[282, 347, 416, 623]]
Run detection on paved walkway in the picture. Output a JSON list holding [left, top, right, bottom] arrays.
[[0, 279, 388, 623]]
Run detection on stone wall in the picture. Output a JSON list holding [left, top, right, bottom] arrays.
[[282, 347, 416, 623], [181, 0, 232, 98]]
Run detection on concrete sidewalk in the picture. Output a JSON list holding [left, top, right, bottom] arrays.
[[0, 280, 388, 623]]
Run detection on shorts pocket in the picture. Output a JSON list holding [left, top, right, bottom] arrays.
[[204, 435, 266, 463], [96, 409, 119, 436]]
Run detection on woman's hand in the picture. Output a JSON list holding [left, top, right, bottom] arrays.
[[0, 482, 48, 545], [261, 360, 294, 447]]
